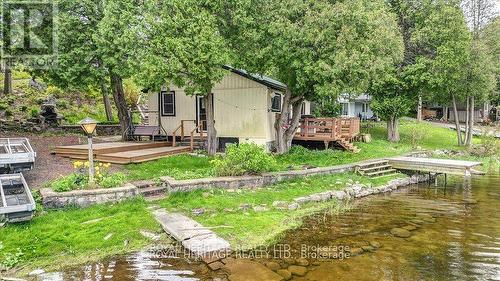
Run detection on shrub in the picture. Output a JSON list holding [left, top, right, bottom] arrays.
[[51, 161, 126, 192], [211, 143, 277, 176], [45, 85, 64, 98], [29, 107, 40, 118]]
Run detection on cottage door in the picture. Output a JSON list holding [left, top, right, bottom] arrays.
[[196, 96, 208, 131]]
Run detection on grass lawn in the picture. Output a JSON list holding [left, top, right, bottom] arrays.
[[0, 199, 162, 273], [157, 172, 404, 249]]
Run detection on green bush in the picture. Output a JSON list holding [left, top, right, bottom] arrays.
[[45, 85, 64, 98], [211, 143, 277, 176], [29, 107, 40, 118]]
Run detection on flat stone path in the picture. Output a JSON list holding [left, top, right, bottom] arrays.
[[152, 208, 231, 256]]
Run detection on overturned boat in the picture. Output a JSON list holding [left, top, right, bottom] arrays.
[[0, 173, 36, 222], [0, 138, 36, 174]]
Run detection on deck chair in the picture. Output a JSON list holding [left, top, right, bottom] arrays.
[[130, 125, 160, 141]]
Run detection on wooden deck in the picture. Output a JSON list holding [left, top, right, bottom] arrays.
[[96, 146, 191, 164], [294, 117, 360, 141], [388, 157, 484, 176], [53, 141, 190, 164], [293, 118, 361, 152]]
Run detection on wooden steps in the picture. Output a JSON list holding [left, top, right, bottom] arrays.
[[336, 138, 360, 153], [95, 146, 192, 164], [53, 142, 170, 158], [53, 141, 191, 164], [355, 160, 398, 178]]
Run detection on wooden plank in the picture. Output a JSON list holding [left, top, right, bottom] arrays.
[[95, 146, 191, 164], [54, 142, 171, 156]]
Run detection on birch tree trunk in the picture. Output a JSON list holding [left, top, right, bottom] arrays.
[[205, 92, 218, 155], [110, 73, 132, 140], [387, 116, 400, 142], [466, 96, 475, 147], [464, 95, 470, 145], [452, 94, 463, 146], [274, 89, 303, 154]]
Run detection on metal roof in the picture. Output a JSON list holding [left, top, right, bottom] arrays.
[[223, 65, 287, 91]]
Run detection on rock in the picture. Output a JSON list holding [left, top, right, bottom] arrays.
[[295, 258, 309, 266], [288, 203, 300, 211], [192, 208, 206, 216], [223, 259, 283, 281], [402, 225, 417, 231], [276, 269, 292, 280], [104, 233, 113, 240], [391, 228, 412, 238], [224, 208, 235, 212], [265, 261, 281, 271], [288, 265, 308, 276], [140, 230, 161, 241], [208, 261, 225, 271], [332, 191, 347, 200], [369, 241, 381, 248], [238, 204, 252, 211], [253, 205, 269, 212], [202, 192, 211, 198], [361, 245, 375, 252], [294, 197, 310, 205], [272, 201, 289, 210], [349, 247, 364, 256], [29, 269, 45, 276]]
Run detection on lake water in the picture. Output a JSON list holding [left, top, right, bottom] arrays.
[[41, 174, 500, 281]]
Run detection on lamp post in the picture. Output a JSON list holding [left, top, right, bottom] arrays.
[[79, 117, 98, 184]]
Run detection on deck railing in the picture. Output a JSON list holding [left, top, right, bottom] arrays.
[[294, 117, 360, 141], [172, 120, 196, 147]]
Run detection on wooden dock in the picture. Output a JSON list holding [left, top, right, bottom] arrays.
[[388, 157, 484, 177], [53, 141, 191, 164]]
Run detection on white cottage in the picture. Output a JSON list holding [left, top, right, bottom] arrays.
[[146, 67, 311, 150]]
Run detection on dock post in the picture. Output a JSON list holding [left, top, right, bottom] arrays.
[[444, 174, 447, 187], [434, 174, 438, 187]]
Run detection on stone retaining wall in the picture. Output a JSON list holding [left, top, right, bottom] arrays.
[[160, 164, 354, 192], [40, 151, 432, 209], [40, 183, 138, 209]]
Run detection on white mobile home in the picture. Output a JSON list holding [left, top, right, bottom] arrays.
[[146, 67, 311, 150]]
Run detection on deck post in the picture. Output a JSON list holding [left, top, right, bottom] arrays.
[[324, 141, 329, 150]]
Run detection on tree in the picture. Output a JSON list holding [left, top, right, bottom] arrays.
[[234, 0, 403, 153], [138, 0, 229, 155], [94, 0, 142, 138], [35, 0, 115, 122], [413, 2, 472, 146]]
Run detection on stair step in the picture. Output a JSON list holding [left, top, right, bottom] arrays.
[[365, 169, 397, 177], [357, 160, 389, 169], [359, 164, 392, 172], [139, 186, 167, 197]]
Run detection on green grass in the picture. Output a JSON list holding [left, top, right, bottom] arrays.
[[157, 172, 404, 248], [0, 199, 161, 273], [124, 154, 214, 181]]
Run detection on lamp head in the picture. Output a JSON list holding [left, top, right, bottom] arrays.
[[78, 117, 98, 136]]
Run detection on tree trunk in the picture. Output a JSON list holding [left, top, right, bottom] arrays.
[[3, 64, 12, 95], [205, 92, 218, 155], [417, 95, 422, 122], [110, 73, 132, 140], [464, 95, 470, 145], [466, 96, 474, 147], [100, 76, 114, 122], [274, 89, 303, 154], [443, 106, 449, 121], [387, 116, 400, 142], [452, 94, 463, 146]]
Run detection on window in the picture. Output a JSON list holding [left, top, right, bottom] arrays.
[[341, 103, 349, 116], [301, 102, 306, 115], [362, 103, 368, 113], [161, 91, 175, 116], [271, 93, 282, 112]]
